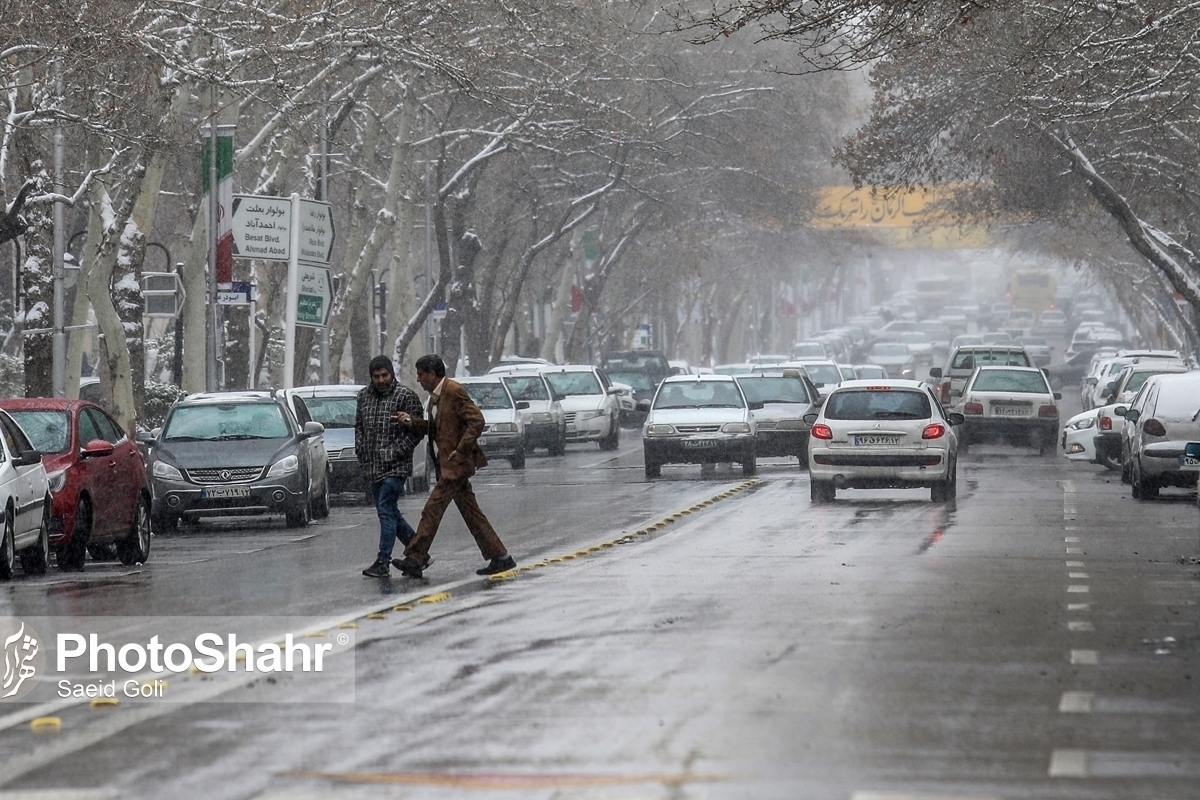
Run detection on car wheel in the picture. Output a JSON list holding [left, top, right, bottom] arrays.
[[311, 479, 330, 519], [1131, 459, 1159, 500], [644, 459, 661, 478], [550, 431, 567, 457], [931, 479, 950, 502], [57, 497, 89, 571], [0, 510, 15, 580], [510, 445, 526, 470], [948, 459, 958, 499], [810, 480, 835, 504], [285, 500, 310, 528], [700, 462, 716, 477], [117, 497, 151, 566], [742, 452, 757, 477], [87, 543, 118, 561], [598, 420, 620, 451], [1099, 451, 1122, 472], [152, 511, 178, 534], [20, 504, 50, 576]]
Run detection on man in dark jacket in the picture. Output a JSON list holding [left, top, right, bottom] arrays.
[[355, 355, 425, 578], [393, 354, 515, 578]]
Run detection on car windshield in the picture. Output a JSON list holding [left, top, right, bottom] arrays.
[[1153, 382, 1200, 419], [502, 375, 549, 401], [298, 395, 356, 428], [971, 369, 1049, 394], [606, 371, 654, 391], [543, 371, 602, 397], [790, 343, 826, 359], [164, 403, 290, 441], [654, 381, 745, 409], [736, 377, 810, 405], [952, 350, 1031, 369], [802, 364, 842, 385], [1125, 370, 1175, 394], [982, 333, 1014, 343], [899, 332, 930, 344], [712, 364, 750, 375], [854, 365, 887, 379], [824, 389, 931, 420], [870, 344, 911, 357], [1017, 337, 1048, 347], [8, 410, 70, 454], [463, 383, 513, 409]]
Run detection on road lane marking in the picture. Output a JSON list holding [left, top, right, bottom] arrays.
[[1067, 603, 1089, 611], [1071, 649, 1099, 664], [1061, 480, 1077, 519], [1049, 748, 1088, 776], [1067, 585, 1089, 593], [1065, 560, 1085, 566], [1059, 691, 1095, 713], [282, 771, 729, 789], [1066, 547, 1083, 554], [1064, 536, 1080, 542], [850, 794, 1002, 800], [1067, 621, 1095, 631], [1069, 572, 1089, 578]]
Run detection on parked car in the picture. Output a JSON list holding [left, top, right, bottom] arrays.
[[1, 398, 151, 570], [959, 365, 1061, 454], [1091, 363, 1191, 471], [1119, 371, 1200, 499], [0, 408, 51, 579], [734, 373, 817, 464], [1060, 408, 1101, 463], [142, 390, 328, 531], [866, 342, 916, 379], [539, 365, 621, 450], [500, 372, 567, 455], [641, 375, 759, 477], [806, 380, 962, 503], [458, 377, 528, 469]]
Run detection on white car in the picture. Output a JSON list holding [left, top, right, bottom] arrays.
[[538, 365, 621, 450], [1121, 371, 1200, 499], [0, 408, 51, 579], [806, 380, 963, 503], [642, 375, 758, 477], [783, 360, 843, 397], [458, 376, 528, 469], [897, 331, 934, 360], [1060, 408, 1100, 463], [960, 365, 1061, 454], [866, 343, 916, 379], [499, 372, 567, 456]]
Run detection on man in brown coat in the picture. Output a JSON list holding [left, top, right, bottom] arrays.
[[393, 354, 515, 578]]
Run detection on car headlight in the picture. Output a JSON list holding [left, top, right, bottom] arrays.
[[490, 422, 517, 433], [775, 419, 807, 430], [266, 454, 299, 477], [152, 462, 183, 481], [47, 469, 67, 494], [645, 424, 676, 436], [1068, 417, 1096, 431], [722, 422, 751, 434], [578, 410, 604, 420], [530, 413, 552, 423]]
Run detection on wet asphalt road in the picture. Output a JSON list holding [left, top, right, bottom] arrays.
[[0, 398, 1197, 800]]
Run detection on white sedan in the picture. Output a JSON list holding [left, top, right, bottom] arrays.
[[0, 408, 51, 579], [1060, 408, 1100, 463]]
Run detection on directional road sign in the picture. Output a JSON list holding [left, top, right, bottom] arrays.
[[297, 199, 335, 264], [296, 264, 333, 328], [231, 195, 291, 261]]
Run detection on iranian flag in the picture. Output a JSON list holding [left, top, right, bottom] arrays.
[[202, 125, 235, 285]]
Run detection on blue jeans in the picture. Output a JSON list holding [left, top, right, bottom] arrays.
[[371, 476, 417, 563]]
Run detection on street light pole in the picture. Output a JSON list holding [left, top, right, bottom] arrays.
[[52, 63, 66, 398], [205, 86, 220, 392]]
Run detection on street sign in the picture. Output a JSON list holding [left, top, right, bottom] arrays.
[[142, 272, 185, 318], [230, 195, 291, 261], [297, 199, 335, 264], [217, 280, 252, 306], [296, 264, 333, 328]]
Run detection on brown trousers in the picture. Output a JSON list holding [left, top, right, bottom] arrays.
[[404, 476, 506, 562]]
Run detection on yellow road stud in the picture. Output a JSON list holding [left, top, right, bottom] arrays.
[[392, 605, 413, 612], [417, 592, 451, 604], [90, 697, 119, 708], [30, 717, 62, 732], [366, 612, 388, 620], [305, 630, 327, 638], [337, 622, 359, 629]]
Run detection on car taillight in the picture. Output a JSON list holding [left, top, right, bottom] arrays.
[[1143, 418, 1167, 437], [940, 382, 951, 404], [922, 423, 946, 439], [964, 402, 984, 415], [811, 423, 833, 440], [1038, 405, 1058, 418], [1099, 415, 1112, 431]]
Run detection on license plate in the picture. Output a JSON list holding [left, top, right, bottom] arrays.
[[477, 437, 489, 446], [202, 485, 250, 499], [566, 425, 577, 432], [853, 435, 902, 446], [992, 406, 1029, 416], [1179, 456, 1200, 471], [681, 439, 717, 449]]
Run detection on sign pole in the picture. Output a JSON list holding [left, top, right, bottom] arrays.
[[248, 278, 256, 389], [283, 192, 301, 390]]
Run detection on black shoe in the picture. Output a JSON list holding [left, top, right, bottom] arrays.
[[476, 555, 516, 576], [392, 555, 430, 578], [361, 560, 390, 578]]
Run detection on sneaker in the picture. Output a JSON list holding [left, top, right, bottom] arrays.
[[476, 555, 516, 576], [361, 560, 390, 579], [392, 555, 431, 578]]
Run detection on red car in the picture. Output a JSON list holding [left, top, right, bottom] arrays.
[[0, 398, 151, 570]]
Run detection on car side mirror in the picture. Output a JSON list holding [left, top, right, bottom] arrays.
[[947, 412, 965, 426], [928, 367, 942, 379], [950, 388, 962, 398], [1124, 409, 1140, 423], [1113, 406, 1127, 417], [80, 439, 114, 459], [14, 449, 42, 467], [803, 412, 820, 425], [1085, 377, 1098, 386], [1053, 392, 1062, 400], [636, 400, 651, 413], [605, 386, 621, 395], [748, 401, 765, 411], [301, 421, 325, 438], [515, 401, 530, 410], [136, 430, 156, 445], [1185, 442, 1200, 460]]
